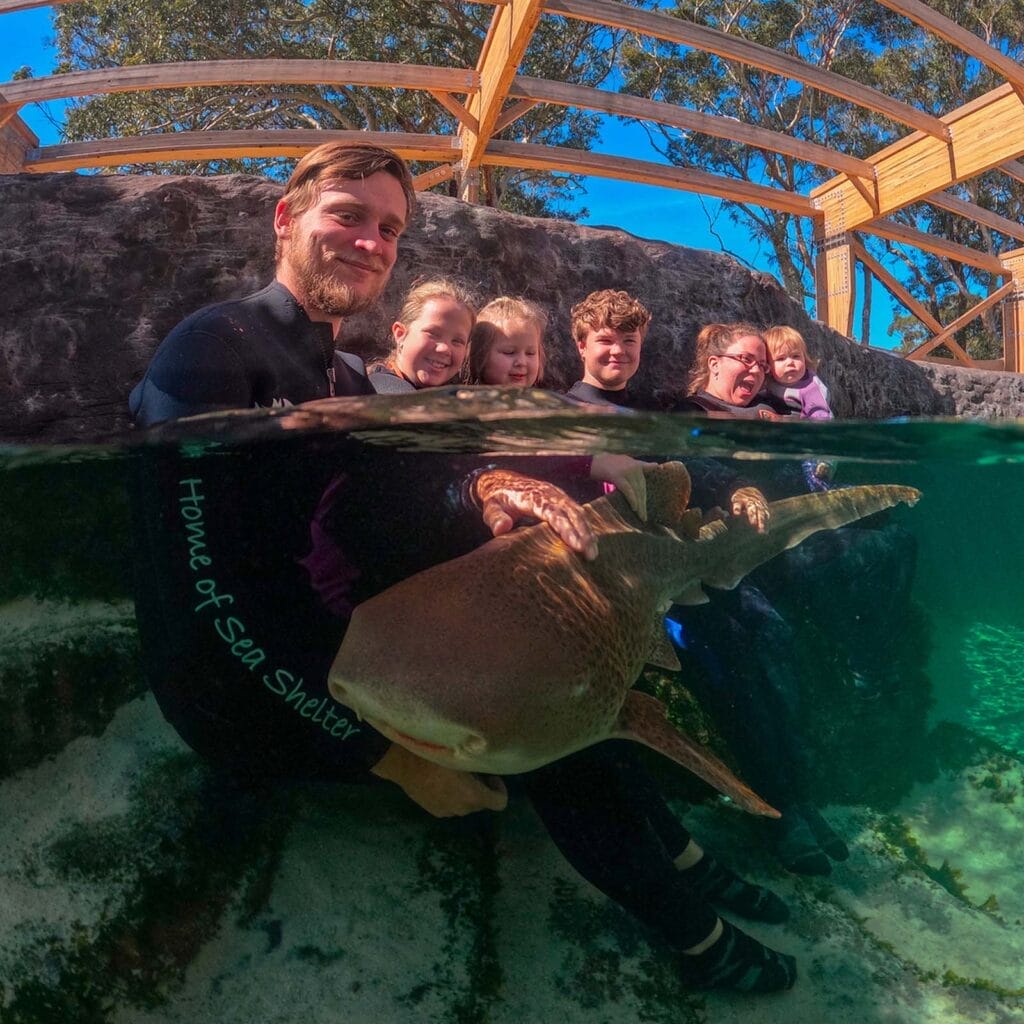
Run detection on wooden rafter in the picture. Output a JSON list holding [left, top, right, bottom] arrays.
[[0, 61, 478, 108], [905, 281, 1013, 363], [509, 76, 876, 180], [874, 0, 1024, 94], [850, 236, 943, 335], [459, 0, 544, 181], [429, 91, 479, 133], [543, 0, 948, 138], [482, 139, 814, 215], [925, 189, 1024, 245], [23, 129, 458, 172], [413, 163, 457, 190], [862, 218, 1004, 273], [813, 83, 1024, 230], [999, 159, 1024, 184], [493, 98, 538, 134]]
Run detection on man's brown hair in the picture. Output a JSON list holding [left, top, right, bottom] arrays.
[[570, 289, 652, 344], [280, 141, 417, 222]]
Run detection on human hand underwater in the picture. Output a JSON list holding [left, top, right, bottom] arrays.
[[590, 453, 648, 522], [474, 469, 598, 560], [730, 486, 770, 533], [371, 744, 508, 817]]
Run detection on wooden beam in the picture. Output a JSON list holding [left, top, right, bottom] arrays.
[[813, 83, 1024, 229], [460, 0, 544, 174], [862, 217, 1005, 273], [1000, 246, 1024, 372], [874, 0, 1024, 94], [429, 91, 479, 133], [510, 75, 876, 180], [481, 139, 814, 215], [543, 0, 948, 138], [999, 159, 1024, 184], [0, 0, 51, 10], [850, 235, 943, 335], [0, 60, 478, 107], [814, 225, 856, 337], [906, 281, 1013, 363], [493, 98, 538, 134], [24, 129, 459, 172], [413, 163, 457, 190], [925, 189, 1024, 244]]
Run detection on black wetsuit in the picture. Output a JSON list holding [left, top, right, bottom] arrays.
[[129, 281, 374, 427], [368, 366, 417, 394], [565, 379, 639, 407]]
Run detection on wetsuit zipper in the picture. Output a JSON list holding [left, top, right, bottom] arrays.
[[318, 332, 336, 397]]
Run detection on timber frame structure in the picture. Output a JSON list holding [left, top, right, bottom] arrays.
[[3, 0, 1024, 373]]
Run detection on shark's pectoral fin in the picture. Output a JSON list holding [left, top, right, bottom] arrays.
[[645, 615, 682, 671], [670, 582, 709, 606], [610, 691, 780, 818], [696, 484, 921, 590]]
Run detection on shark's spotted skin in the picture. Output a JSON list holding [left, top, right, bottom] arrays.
[[330, 463, 920, 817]]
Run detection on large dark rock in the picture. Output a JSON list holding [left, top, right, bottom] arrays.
[[2, 171, 1023, 443]]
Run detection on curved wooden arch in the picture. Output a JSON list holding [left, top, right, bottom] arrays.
[[0, 61, 478, 108], [484, 139, 814, 215], [26, 129, 458, 172], [4, 0, 1024, 369]]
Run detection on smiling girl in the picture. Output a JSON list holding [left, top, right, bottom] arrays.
[[370, 279, 476, 393], [466, 296, 547, 387]]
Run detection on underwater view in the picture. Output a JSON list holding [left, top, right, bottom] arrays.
[[2, 391, 1023, 1024]]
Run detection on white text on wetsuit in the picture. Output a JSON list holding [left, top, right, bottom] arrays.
[[178, 476, 360, 742]]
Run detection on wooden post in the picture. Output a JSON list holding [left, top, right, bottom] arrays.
[[1000, 247, 1024, 373], [813, 211, 856, 338], [0, 110, 36, 173]]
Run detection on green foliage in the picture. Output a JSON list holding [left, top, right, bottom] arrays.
[[620, 0, 1024, 352], [51, 0, 623, 217]]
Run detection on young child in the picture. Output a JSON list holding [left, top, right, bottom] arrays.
[[370, 278, 476, 393], [466, 296, 547, 387], [763, 325, 833, 420]]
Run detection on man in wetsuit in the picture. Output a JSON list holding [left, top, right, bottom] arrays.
[[130, 141, 601, 821], [129, 142, 409, 423]]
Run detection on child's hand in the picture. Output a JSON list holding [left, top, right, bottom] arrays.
[[590, 453, 648, 522]]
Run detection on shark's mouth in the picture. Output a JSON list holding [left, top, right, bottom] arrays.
[[367, 716, 454, 756]]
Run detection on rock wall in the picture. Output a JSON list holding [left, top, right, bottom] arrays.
[[2, 171, 1023, 443]]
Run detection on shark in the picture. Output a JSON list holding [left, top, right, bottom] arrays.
[[329, 462, 920, 817]]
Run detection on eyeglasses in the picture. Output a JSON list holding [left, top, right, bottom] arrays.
[[719, 352, 769, 374]]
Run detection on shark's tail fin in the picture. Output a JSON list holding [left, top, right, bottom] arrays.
[[692, 484, 921, 593]]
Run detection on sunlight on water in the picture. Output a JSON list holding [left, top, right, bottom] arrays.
[[1, 393, 1023, 1024]]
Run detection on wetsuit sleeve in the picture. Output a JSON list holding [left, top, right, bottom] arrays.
[[803, 375, 833, 420], [129, 322, 251, 428]]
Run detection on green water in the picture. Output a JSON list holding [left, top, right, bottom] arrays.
[[1, 397, 1022, 1023]]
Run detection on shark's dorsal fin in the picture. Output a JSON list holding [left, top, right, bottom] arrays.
[[644, 462, 692, 528], [605, 461, 694, 529], [610, 691, 780, 818]]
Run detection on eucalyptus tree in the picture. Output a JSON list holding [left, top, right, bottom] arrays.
[[51, 0, 630, 217], [620, 0, 1024, 354]]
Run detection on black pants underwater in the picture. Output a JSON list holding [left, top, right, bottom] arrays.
[[521, 741, 718, 950]]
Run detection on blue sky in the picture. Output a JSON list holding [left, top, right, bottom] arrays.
[[1, 6, 897, 345]]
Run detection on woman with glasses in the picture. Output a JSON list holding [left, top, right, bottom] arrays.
[[676, 322, 790, 420], [667, 322, 854, 877]]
